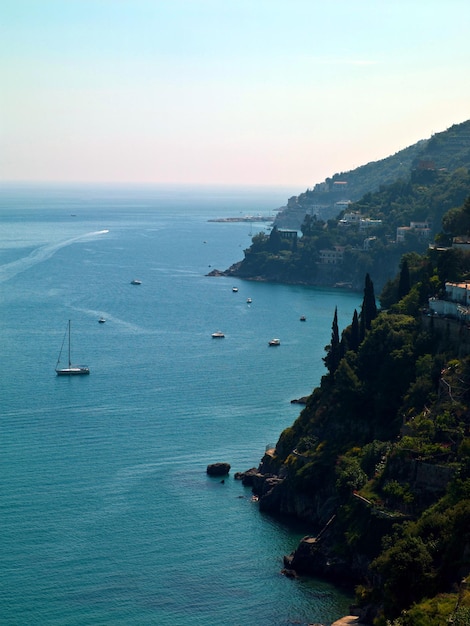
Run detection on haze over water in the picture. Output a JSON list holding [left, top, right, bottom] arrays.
[[0, 185, 362, 625]]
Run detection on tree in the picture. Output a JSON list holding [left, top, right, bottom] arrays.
[[360, 273, 378, 339], [398, 259, 411, 300], [301, 214, 315, 237], [350, 309, 360, 352], [373, 535, 436, 617], [340, 308, 360, 354], [436, 248, 464, 288], [442, 195, 470, 236], [268, 226, 282, 253], [324, 306, 341, 375], [301, 214, 324, 237]]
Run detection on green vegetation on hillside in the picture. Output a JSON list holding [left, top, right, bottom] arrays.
[[250, 195, 470, 624]]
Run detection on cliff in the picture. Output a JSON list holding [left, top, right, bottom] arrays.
[[241, 261, 470, 624]]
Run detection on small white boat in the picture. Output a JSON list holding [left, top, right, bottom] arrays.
[[130, 279, 142, 285], [268, 338, 280, 346], [211, 331, 225, 338], [232, 287, 238, 292], [98, 317, 106, 324], [246, 298, 252, 304]]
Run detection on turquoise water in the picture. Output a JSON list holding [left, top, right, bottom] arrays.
[[0, 185, 362, 626]]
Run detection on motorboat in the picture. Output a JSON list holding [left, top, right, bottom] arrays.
[[130, 279, 142, 285], [268, 338, 280, 346], [211, 331, 225, 338]]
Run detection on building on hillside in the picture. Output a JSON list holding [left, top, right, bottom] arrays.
[[363, 236, 377, 250], [332, 181, 348, 193], [428, 282, 470, 321], [359, 218, 383, 231], [278, 229, 298, 241], [338, 212, 382, 231], [335, 200, 352, 214], [318, 246, 345, 265], [452, 237, 470, 251], [397, 221, 432, 243], [338, 211, 361, 227]]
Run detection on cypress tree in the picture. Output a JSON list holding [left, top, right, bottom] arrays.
[[359, 307, 366, 343], [324, 306, 341, 374], [360, 273, 378, 333], [398, 259, 411, 300], [350, 308, 360, 352]]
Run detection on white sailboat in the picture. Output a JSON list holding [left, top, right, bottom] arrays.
[[55, 320, 90, 376]]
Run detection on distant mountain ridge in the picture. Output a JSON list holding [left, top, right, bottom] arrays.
[[275, 119, 470, 229], [218, 118, 470, 291]]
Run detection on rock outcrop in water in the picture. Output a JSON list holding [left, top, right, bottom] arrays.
[[206, 462, 231, 476]]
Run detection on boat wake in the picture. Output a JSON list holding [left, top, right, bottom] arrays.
[[0, 230, 109, 283]]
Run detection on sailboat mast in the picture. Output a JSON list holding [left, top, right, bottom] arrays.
[[68, 320, 72, 368]]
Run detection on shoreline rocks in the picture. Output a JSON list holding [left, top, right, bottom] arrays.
[[290, 396, 309, 405], [233, 467, 258, 486]]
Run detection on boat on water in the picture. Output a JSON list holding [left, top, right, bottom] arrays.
[[300, 315, 306, 321], [98, 317, 106, 323], [232, 287, 238, 292], [211, 331, 225, 338], [268, 338, 280, 346], [55, 320, 90, 376], [246, 297, 252, 303], [130, 279, 142, 285]]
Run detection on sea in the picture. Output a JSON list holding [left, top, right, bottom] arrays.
[[0, 184, 363, 626]]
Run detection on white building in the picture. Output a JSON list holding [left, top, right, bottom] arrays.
[[338, 212, 382, 231], [359, 218, 383, 231], [397, 221, 431, 243], [338, 211, 361, 227], [428, 282, 470, 320]]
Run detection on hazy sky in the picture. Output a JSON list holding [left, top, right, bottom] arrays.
[[2, 0, 469, 188]]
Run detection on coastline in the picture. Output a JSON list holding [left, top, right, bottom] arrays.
[[206, 267, 362, 291]]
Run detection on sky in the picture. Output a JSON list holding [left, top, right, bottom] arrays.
[[1, 0, 470, 188]]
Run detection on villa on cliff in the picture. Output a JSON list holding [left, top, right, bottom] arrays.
[[428, 281, 470, 321]]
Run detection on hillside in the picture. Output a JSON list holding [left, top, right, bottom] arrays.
[[274, 120, 470, 229], [218, 120, 470, 291], [239, 243, 470, 623]]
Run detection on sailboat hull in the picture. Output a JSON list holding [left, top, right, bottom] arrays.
[[56, 366, 90, 376]]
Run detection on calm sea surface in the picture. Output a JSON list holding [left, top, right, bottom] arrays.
[[0, 184, 362, 626]]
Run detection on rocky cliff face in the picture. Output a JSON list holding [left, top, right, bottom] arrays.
[[237, 450, 338, 526]]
